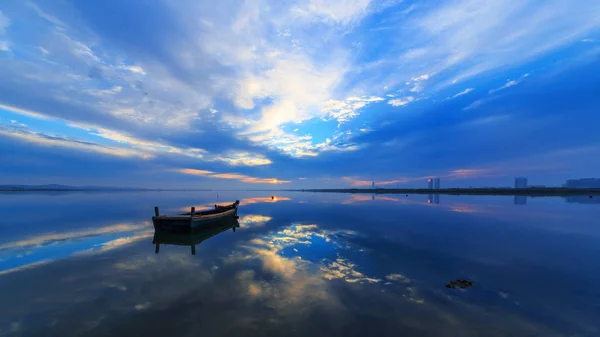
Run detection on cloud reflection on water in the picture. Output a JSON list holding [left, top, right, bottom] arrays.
[[0, 221, 152, 274]]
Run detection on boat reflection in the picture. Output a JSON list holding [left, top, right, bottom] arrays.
[[152, 217, 240, 255]]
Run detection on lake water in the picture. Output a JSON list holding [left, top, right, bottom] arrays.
[[1, 191, 599, 336]]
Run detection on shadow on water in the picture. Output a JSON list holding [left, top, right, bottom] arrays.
[[152, 217, 240, 255]]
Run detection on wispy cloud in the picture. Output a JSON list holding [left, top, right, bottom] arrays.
[[0, 10, 10, 35], [0, 222, 149, 250], [445, 88, 474, 101], [0, 40, 10, 52], [388, 96, 415, 107], [210, 151, 272, 166], [291, 0, 373, 25], [238, 215, 272, 228], [1, 104, 270, 166], [1, 0, 600, 187], [0, 123, 152, 159], [177, 168, 290, 184], [489, 74, 529, 94], [245, 127, 365, 158], [321, 96, 384, 125], [463, 99, 484, 111], [26, 2, 66, 27], [462, 114, 511, 127]]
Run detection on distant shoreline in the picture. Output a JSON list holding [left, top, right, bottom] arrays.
[[298, 188, 600, 196], [0, 188, 213, 192]]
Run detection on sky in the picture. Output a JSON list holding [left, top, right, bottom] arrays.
[[0, 0, 599, 189]]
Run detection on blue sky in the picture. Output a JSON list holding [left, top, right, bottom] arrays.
[[0, 0, 599, 189]]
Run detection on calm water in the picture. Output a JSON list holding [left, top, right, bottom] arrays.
[[1, 191, 599, 336]]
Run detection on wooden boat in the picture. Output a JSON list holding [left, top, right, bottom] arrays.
[[152, 216, 240, 255], [152, 200, 239, 232]]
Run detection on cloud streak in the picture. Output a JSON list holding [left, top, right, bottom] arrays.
[[489, 74, 529, 94], [445, 88, 474, 100], [177, 168, 290, 184]]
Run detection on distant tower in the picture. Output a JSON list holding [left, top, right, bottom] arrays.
[[427, 178, 433, 189], [434, 178, 441, 190], [372, 181, 375, 189], [515, 177, 528, 189]]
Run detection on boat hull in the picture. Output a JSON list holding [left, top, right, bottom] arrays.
[[153, 202, 239, 233]]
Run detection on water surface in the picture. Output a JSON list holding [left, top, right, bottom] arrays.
[[1, 191, 599, 336]]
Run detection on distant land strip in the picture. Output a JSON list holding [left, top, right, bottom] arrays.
[[0, 185, 213, 192], [298, 188, 600, 196]]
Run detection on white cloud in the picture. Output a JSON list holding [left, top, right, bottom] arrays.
[[0, 123, 152, 159], [233, 55, 348, 133], [463, 99, 484, 110], [177, 168, 290, 184], [463, 114, 511, 126], [211, 151, 272, 166], [321, 257, 381, 283], [388, 96, 415, 107], [489, 73, 529, 94], [3, 0, 599, 166], [358, 0, 600, 91], [26, 2, 66, 27], [0, 10, 10, 35], [292, 0, 373, 25], [412, 74, 430, 81], [385, 273, 410, 283], [489, 80, 517, 94], [134, 302, 151, 311], [38, 46, 49, 55], [321, 96, 384, 124], [0, 104, 271, 167], [0, 222, 149, 250], [85, 86, 123, 97], [445, 88, 474, 100], [489, 80, 516, 94], [238, 215, 272, 228], [0, 40, 9, 52], [243, 126, 364, 158], [419, 1, 600, 85], [119, 65, 147, 75]]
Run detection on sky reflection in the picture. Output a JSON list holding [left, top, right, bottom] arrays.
[[0, 191, 599, 336]]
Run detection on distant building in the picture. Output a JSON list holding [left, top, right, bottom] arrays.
[[427, 177, 440, 189], [515, 177, 528, 189], [529, 185, 546, 188], [565, 178, 600, 188], [372, 181, 375, 189]]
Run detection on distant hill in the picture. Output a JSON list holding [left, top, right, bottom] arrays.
[[0, 185, 213, 191], [0, 184, 150, 191]]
